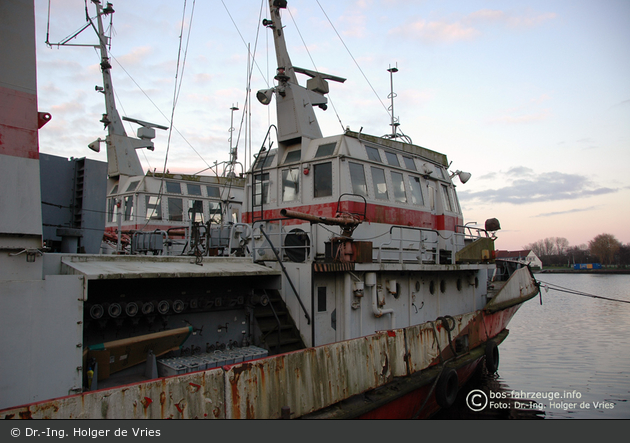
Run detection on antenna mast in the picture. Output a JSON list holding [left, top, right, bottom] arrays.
[[387, 64, 399, 139], [226, 103, 239, 177], [383, 63, 412, 144]]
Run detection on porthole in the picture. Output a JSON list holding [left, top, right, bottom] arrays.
[[457, 278, 462, 291], [440, 280, 446, 293], [415, 281, 421, 292], [475, 277, 479, 288], [429, 280, 435, 295]]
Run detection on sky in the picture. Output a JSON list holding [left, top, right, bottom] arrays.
[[33, 0, 630, 251]]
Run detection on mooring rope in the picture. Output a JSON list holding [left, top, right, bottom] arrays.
[[537, 280, 630, 305]]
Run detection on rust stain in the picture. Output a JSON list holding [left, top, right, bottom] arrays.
[[175, 400, 185, 415], [160, 391, 166, 419], [246, 400, 254, 419], [229, 373, 241, 419], [231, 362, 252, 377], [141, 397, 153, 408], [188, 383, 201, 394], [19, 409, 32, 419]]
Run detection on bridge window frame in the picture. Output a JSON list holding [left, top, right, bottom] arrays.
[[314, 162, 333, 198], [370, 166, 389, 200], [349, 162, 368, 197]]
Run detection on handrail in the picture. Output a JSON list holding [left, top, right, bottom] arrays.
[[252, 218, 313, 263], [335, 193, 367, 220], [457, 224, 491, 240], [259, 227, 311, 325], [376, 225, 439, 264], [265, 294, 283, 354]]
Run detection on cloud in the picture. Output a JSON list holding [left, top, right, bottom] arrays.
[[535, 206, 600, 217], [339, 7, 369, 38], [389, 8, 556, 44], [458, 169, 619, 205], [113, 46, 154, 69], [610, 99, 630, 109], [390, 18, 480, 43]]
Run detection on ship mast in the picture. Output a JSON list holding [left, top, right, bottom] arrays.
[[257, 0, 346, 151], [92, 2, 124, 138], [47, 1, 165, 179]]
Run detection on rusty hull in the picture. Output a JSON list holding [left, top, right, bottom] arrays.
[[1, 266, 537, 419], [0, 308, 514, 419]]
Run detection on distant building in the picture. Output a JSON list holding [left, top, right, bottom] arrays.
[[495, 249, 543, 269]]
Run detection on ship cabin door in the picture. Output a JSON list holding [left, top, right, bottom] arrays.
[[314, 282, 337, 346]]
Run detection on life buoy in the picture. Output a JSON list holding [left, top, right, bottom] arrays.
[[485, 341, 499, 374], [435, 367, 459, 408]]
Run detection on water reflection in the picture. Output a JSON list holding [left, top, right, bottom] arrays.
[[434, 274, 630, 419], [433, 369, 545, 420]]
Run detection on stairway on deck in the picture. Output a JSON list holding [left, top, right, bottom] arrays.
[[253, 289, 305, 355]]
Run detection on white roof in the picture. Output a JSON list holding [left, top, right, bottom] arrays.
[[60, 255, 280, 280]]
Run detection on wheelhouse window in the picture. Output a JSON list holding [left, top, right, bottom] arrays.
[[441, 184, 454, 212], [365, 146, 382, 162], [125, 180, 140, 192], [107, 198, 116, 222], [314, 162, 333, 197], [124, 195, 134, 221], [109, 185, 119, 195], [167, 197, 183, 221], [384, 151, 400, 167], [187, 183, 202, 196], [254, 173, 270, 205], [282, 168, 300, 202], [284, 150, 301, 164], [315, 143, 336, 158], [403, 156, 417, 171], [254, 153, 275, 169], [188, 200, 204, 223], [145, 195, 162, 220], [208, 201, 222, 224], [408, 176, 425, 206], [166, 181, 181, 194], [349, 162, 368, 197], [391, 172, 407, 203], [371, 167, 388, 200], [206, 186, 220, 198], [433, 165, 445, 180], [444, 184, 460, 213]]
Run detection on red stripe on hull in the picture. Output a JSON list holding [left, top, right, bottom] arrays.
[[244, 201, 462, 231]]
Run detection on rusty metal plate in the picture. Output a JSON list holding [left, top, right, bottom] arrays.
[[0, 369, 225, 419], [224, 333, 391, 419]]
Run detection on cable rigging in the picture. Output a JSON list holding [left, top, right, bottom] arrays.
[[537, 279, 630, 305], [315, 0, 391, 121]]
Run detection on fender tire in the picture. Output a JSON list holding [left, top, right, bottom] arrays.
[[485, 341, 499, 374], [435, 367, 459, 408]]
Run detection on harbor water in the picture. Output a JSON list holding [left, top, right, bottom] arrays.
[[435, 273, 630, 419]]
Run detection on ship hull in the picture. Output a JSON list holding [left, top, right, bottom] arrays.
[[0, 303, 524, 419]]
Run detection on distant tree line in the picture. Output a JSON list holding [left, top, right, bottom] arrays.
[[523, 234, 630, 267]]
